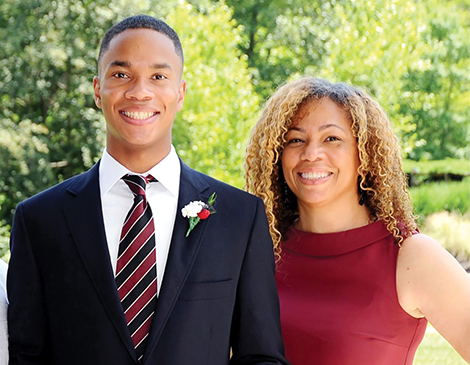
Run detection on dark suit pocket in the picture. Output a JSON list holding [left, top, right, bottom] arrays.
[[178, 279, 233, 301]]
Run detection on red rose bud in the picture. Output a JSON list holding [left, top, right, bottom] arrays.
[[197, 209, 211, 220]]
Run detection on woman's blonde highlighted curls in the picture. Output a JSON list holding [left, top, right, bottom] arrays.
[[245, 78, 417, 259]]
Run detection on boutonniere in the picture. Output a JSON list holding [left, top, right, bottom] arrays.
[[181, 192, 217, 237]]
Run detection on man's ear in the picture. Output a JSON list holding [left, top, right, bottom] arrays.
[[93, 76, 102, 109], [177, 79, 187, 112]]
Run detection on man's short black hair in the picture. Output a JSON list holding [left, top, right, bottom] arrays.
[[98, 15, 184, 64]]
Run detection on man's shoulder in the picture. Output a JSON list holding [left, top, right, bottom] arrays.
[[19, 164, 99, 208]]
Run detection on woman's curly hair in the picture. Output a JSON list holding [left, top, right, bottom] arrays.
[[245, 77, 417, 259]]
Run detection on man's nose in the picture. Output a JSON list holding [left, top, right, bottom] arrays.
[[125, 78, 154, 100]]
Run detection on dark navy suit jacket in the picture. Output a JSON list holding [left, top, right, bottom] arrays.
[[7, 160, 287, 365]]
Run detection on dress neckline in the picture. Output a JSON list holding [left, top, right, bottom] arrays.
[[283, 220, 392, 257]]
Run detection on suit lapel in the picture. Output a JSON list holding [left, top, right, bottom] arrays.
[[143, 162, 210, 361], [62, 163, 136, 361]]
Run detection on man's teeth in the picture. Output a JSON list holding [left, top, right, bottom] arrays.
[[300, 172, 331, 180], [121, 111, 156, 120]]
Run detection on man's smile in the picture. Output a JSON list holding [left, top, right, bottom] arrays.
[[120, 111, 158, 120]]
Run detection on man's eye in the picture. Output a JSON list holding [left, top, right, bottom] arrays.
[[113, 72, 127, 78], [153, 75, 166, 80]]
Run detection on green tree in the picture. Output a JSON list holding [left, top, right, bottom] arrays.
[[221, 0, 344, 99], [0, 117, 52, 225], [167, 2, 260, 187], [398, 0, 470, 160], [0, 116, 52, 258]]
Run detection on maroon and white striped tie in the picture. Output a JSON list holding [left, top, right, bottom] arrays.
[[116, 174, 157, 363]]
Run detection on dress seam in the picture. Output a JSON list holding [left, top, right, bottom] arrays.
[[404, 319, 424, 364]]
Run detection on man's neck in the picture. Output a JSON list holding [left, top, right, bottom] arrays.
[[107, 145, 171, 173]]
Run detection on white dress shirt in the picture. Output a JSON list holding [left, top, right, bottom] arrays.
[[0, 259, 8, 365], [99, 146, 180, 296]]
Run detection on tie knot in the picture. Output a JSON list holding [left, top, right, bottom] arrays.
[[122, 174, 156, 196]]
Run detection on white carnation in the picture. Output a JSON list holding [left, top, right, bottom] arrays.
[[181, 201, 205, 218]]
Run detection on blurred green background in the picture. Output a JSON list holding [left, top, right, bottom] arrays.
[[0, 1, 468, 362]]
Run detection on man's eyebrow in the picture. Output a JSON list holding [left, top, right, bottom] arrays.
[[109, 60, 131, 68], [151, 62, 172, 69], [108, 61, 173, 71]]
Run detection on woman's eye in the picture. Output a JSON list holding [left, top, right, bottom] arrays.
[[326, 136, 340, 142], [287, 138, 303, 144]]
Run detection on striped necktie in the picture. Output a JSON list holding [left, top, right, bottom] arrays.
[[116, 174, 157, 363]]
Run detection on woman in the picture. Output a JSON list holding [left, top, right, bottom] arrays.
[[245, 77, 469, 364]]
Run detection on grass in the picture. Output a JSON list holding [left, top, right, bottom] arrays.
[[414, 324, 467, 364]]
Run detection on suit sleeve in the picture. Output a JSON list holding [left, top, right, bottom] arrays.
[[7, 203, 52, 364], [229, 198, 289, 365]]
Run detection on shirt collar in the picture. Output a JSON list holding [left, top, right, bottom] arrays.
[[99, 145, 181, 197]]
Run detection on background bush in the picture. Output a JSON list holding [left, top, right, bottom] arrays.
[[403, 159, 469, 176], [420, 211, 470, 268], [409, 178, 469, 220]]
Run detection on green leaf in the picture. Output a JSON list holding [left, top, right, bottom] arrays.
[[185, 216, 201, 237]]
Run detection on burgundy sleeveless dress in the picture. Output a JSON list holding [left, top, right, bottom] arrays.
[[276, 221, 427, 365]]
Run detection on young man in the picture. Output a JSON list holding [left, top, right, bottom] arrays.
[[7, 15, 287, 365]]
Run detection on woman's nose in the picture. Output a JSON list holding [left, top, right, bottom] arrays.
[[300, 142, 323, 161]]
